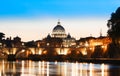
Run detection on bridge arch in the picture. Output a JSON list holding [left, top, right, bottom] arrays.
[[0, 48, 9, 55], [0, 48, 9, 58], [15, 48, 34, 58]]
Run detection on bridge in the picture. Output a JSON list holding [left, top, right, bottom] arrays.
[[0, 45, 108, 60], [0, 47, 79, 59]]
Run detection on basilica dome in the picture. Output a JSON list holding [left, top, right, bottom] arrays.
[[53, 24, 65, 32], [52, 21, 67, 38]]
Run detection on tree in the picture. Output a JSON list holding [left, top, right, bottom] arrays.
[[107, 7, 120, 58], [0, 32, 5, 40], [107, 7, 120, 44]]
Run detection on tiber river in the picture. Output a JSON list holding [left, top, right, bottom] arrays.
[[0, 60, 119, 76]]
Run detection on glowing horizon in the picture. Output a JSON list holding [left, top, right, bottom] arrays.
[[0, 17, 108, 41]]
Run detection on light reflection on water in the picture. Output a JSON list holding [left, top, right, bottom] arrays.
[[0, 60, 119, 76]]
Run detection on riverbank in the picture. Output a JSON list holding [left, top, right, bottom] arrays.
[[6, 54, 120, 64]]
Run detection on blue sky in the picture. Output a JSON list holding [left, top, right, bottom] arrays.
[[0, 0, 120, 41], [0, 0, 119, 18]]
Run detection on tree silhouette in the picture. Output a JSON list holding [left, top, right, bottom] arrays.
[[0, 32, 5, 40], [107, 7, 120, 44], [107, 7, 120, 58]]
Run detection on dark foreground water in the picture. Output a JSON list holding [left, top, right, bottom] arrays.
[[0, 60, 120, 76]]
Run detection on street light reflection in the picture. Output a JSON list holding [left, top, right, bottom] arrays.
[[89, 63, 94, 76], [0, 60, 118, 76]]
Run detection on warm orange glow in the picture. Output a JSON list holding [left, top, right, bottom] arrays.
[[38, 49, 42, 55], [56, 48, 69, 55], [47, 43, 49, 46], [85, 42, 89, 47], [68, 51, 71, 54], [101, 64, 104, 76], [81, 48, 87, 55], [89, 63, 94, 76], [12, 48, 17, 54], [21, 61, 25, 76], [37, 43, 40, 47], [30, 48, 35, 54], [22, 43, 24, 46], [22, 49, 25, 52], [38, 61, 41, 75], [43, 51, 47, 54], [101, 64, 109, 76], [3, 48, 9, 55], [42, 61, 45, 75], [77, 51, 80, 54], [80, 63, 83, 76], [28, 60, 32, 75], [71, 62, 79, 76], [47, 62, 49, 76], [62, 62, 67, 76], [101, 45, 108, 52], [0, 43, 2, 46], [55, 61, 58, 64]]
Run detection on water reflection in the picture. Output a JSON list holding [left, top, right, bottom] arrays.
[[0, 60, 119, 76]]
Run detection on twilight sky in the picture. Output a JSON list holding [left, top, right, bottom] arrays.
[[0, 0, 120, 41]]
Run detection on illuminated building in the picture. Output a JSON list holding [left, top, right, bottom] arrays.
[[77, 36, 112, 57], [0, 20, 113, 57], [63, 33, 76, 47], [44, 20, 76, 48], [38, 20, 76, 55], [52, 21, 67, 38]]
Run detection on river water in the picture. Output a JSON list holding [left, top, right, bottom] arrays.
[[0, 60, 119, 76]]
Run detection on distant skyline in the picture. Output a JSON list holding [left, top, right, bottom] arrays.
[[0, 0, 120, 41]]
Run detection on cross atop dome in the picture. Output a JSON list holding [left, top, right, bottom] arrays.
[[57, 19, 61, 25]]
